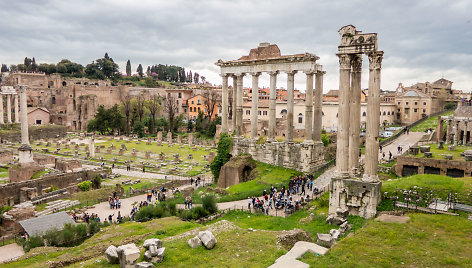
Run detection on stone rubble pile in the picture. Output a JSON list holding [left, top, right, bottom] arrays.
[[316, 221, 352, 248], [187, 230, 217, 249], [143, 238, 165, 263]]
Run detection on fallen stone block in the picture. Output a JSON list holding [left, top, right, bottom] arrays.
[[104, 245, 119, 264], [136, 262, 154, 268], [198, 230, 217, 249], [188, 236, 202, 248], [329, 229, 341, 240], [116, 243, 140, 268], [143, 238, 162, 249], [316, 233, 335, 248]]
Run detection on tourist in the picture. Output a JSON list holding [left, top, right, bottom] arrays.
[[190, 178, 194, 185], [248, 197, 251, 209], [188, 197, 192, 208], [108, 213, 114, 223], [389, 151, 392, 160], [380, 145, 383, 153]]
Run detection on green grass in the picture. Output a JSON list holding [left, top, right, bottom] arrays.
[[411, 143, 471, 161], [410, 110, 454, 132], [300, 213, 472, 267], [31, 170, 47, 180], [382, 174, 472, 195]]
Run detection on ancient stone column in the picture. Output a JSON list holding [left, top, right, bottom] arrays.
[[454, 120, 459, 146], [19, 85, 33, 164], [0, 94, 4, 125], [250, 72, 261, 140], [232, 76, 237, 133], [349, 55, 362, 172], [221, 74, 229, 133], [14, 94, 19, 123], [313, 69, 324, 142], [445, 119, 451, 144], [286, 71, 297, 142], [89, 136, 95, 158], [268, 71, 278, 142], [304, 71, 314, 143], [463, 121, 468, 145], [364, 51, 383, 182], [6, 94, 11, 124], [235, 73, 245, 136], [336, 54, 352, 176], [436, 118, 443, 142]]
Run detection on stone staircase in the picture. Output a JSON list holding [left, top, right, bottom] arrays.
[[35, 199, 81, 217]]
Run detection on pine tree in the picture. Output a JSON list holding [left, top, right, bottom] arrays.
[[137, 64, 143, 77], [126, 60, 131, 76], [104, 53, 110, 60]]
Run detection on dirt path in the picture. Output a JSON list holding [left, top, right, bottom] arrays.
[[379, 131, 425, 160], [0, 243, 24, 263]]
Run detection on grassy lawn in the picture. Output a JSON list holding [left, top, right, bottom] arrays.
[[382, 174, 472, 196], [300, 213, 472, 267], [5, 217, 200, 268], [410, 110, 454, 132], [411, 143, 471, 161]]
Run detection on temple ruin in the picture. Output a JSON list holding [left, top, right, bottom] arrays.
[[328, 25, 383, 219], [215, 43, 325, 173]]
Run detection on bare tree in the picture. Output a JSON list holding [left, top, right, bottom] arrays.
[[202, 90, 220, 120], [147, 95, 162, 134], [133, 95, 145, 122], [120, 95, 132, 134], [164, 94, 178, 132]]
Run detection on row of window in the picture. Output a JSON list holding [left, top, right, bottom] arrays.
[[398, 101, 427, 106], [245, 110, 268, 116]]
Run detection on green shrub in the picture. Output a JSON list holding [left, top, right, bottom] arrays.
[[77, 181, 92, 191], [91, 175, 101, 189], [210, 133, 233, 181], [202, 195, 217, 214], [377, 199, 394, 212], [23, 235, 44, 252], [321, 133, 330, 147]]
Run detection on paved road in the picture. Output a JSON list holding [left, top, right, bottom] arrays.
[[0, 243, 24, 263], [379, 131, 425, 161]]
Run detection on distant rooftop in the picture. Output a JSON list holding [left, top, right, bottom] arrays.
[[19, 211, 75, 236]]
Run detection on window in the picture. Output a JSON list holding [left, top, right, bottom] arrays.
[[197, 99, 201, 105], [191, 101, 194, 104], [52, 96, 56, 105], [263, 111, 267, 116], [414, 108, 418, 113], [423, 109, 426, 113], [258, 111, 261, 115], [298, 113, 303, 124], [423, 102, 426, 105], [178, 93, 182, 98], [246, 110, 250, 115], [362, 112, 366, 116], [414, 102, 418, 105], [397, 102, 400, 105], [322, 112, 325, 116], [392, 111, 394, 115], [383, 111, 386, 115], [387, 112, 390, 115], [198, 107, 201, 112], [406, 102, 409, 105], [36, 119, 42, 124]]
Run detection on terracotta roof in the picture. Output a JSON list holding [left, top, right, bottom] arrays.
[[27, 107, 49, 114], [243, 100, 270, 108]]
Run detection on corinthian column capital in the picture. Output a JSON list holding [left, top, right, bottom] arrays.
[[368, 51, 384, 70], [351, 54, 363, 73], [337, 54, 351, 70]]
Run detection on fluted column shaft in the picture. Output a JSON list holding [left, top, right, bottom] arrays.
[[437, 118, 443, 142], [313, 70, 324, 142], [336, 54, 351, 176], [235, 73, 245, 136], [6, 94, 11, 123], [20, 87, 29, 145], [286, 71, 297, 142], [268, 72, 278, 141], [232, 76, 237, 132], [349, 55, 362, 171], [250, 73, 260, 139], [14, 94, 19, 123], [221, 74, 229, 133], [304, 72, 314, 143], [364, 51, 384, 181]]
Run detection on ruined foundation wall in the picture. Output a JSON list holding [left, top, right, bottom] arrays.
[[232, 138, 325, 173]]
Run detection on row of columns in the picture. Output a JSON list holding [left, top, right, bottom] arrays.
[[336, 51, 383, 180], [438, 118, 469, 146], [0, 94, 20, 124], [220, 70, 325, 143]]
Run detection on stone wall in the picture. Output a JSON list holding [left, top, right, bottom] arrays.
[[0, 125, 67, 142], [55, 159, 82, 172], [8, 164, 44, 183], [395, 155, 472, 177], [0, 149, 13, 163], [0, 169, 108, 205], [232, 138, 325, 173], [218, 155, 256, 188]]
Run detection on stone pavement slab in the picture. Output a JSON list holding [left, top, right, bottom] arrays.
[[375, 214, 410, 224], [268, 241, 328, 268]]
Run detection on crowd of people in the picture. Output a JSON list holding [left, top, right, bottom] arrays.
[[247, 175, 321, 215]]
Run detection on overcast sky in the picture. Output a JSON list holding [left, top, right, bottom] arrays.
[[1, 0, 471, 92]]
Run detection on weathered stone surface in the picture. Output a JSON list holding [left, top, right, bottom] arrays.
[[136, 262, 154, 268], [316, 233, 335, 248], [444, 154, 453, 160], [419, 146, 430, 153], [155, 247, 165, 263], [339, 221, 352, 234], [188, 236, 202, 248], [329, 229, 341, 240], [105, 245, 119, 264], [143, 238, 162, 249], [116, 243, 140, 268], [424, 152, 433, 158], [277, 229, 312, 250], [448, 145, 456, 151], [149, 244, 159, 257], [218, 155, 256, 188], [143, 250, 153, 262], [198, 231, 217, 249]]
